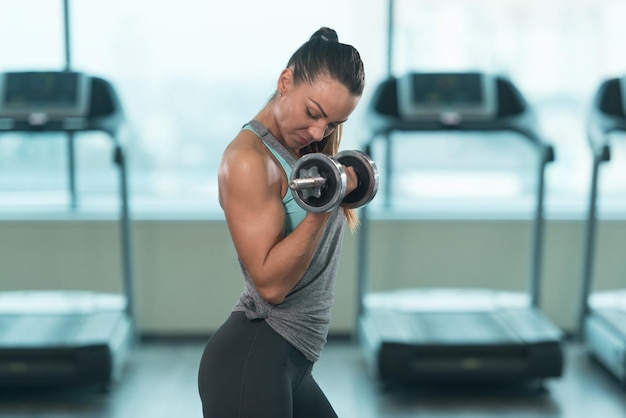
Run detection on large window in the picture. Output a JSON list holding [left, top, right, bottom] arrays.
[[0, 0, 376, 215], [1, 0, 626, 218], [384, 0, 626, 217]]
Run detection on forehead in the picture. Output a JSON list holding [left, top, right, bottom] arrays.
[[296, 76, 359, 119]]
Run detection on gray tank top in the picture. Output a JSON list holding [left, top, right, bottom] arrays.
[[232, 120, 346, 362]]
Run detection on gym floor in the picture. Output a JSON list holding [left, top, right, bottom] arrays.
[[0, 338, 625, 418]]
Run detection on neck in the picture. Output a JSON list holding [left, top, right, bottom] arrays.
[[255, 104, 279, 139], [254, 103, 301, 158]]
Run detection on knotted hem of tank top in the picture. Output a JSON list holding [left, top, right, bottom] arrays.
[[240, 293, 271, 320]]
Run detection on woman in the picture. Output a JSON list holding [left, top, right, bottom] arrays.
[[198, 27, 365, 418]]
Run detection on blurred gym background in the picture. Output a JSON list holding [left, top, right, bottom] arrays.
[[1, 1, 626, 417]]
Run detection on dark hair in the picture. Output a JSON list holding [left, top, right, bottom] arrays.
[[287, 27, 365, 97]]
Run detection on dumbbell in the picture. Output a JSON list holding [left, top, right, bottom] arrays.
[[289, 150, 379, 213]]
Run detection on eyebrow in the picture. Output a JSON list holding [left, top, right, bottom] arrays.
[[309, 98, 348, 124]]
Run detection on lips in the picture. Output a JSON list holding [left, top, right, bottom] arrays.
[[296, 135, 311, 147]]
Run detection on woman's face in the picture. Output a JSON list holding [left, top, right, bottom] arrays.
[[274, 69, 360, 154]]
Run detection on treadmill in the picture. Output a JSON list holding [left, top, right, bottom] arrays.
[[0, 70, 136, 388], [357, 71, 565, 385], [577, 75, 626, 387]]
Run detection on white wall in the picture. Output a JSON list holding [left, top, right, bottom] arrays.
[[1, 218, 624, 335]]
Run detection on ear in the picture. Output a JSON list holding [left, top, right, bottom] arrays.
[[277, 68, 294, 95]]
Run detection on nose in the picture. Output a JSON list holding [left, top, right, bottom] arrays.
[[308, 121, 327, 142]]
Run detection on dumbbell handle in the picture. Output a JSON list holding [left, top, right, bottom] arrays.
[[289, 176, 326, 191]]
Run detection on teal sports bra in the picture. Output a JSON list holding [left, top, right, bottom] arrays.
[[242, 120, 306, 235]]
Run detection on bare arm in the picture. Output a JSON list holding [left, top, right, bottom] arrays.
[[218, 142, 333, 305]]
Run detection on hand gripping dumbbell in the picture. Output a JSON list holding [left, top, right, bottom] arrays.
[[289, 150, 379, 213]]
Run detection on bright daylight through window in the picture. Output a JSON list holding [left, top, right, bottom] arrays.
[[0, 0, 625, 219]]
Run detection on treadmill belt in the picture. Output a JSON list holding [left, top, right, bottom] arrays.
[[367, 307, 562, 346], [402, 311, 520, 344], [594, 309, 626, 336], [367, 310, 521, 344]]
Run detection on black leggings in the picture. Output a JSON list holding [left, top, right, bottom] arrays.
[[197, 312, 338, 418]]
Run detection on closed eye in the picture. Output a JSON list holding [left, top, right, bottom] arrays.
[[306, 108, 320, 120]]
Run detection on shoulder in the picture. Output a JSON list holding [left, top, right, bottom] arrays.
[[227, 128, 264, 152], [219, 130, 285, 191], [221, 132, 263, 174], [218, 130, 287, 211], [223, 127, 268, 161]]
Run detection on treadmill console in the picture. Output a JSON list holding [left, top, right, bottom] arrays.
[[0, 71, 91, 124], [397, 72, 497, 123], [620, 75, 626, 117]]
